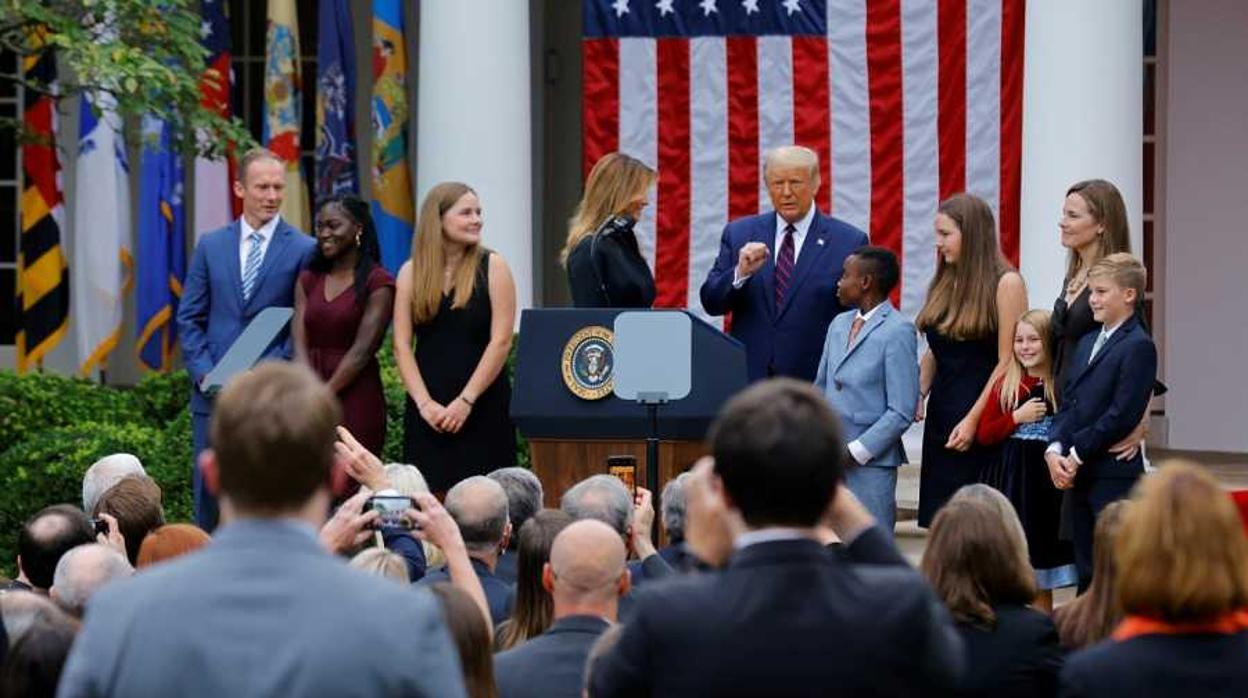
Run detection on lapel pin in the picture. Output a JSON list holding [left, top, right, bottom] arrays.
[[817, 238, 825, 246]]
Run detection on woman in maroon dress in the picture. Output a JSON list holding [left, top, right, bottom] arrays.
[[293, 195, 395, 478]]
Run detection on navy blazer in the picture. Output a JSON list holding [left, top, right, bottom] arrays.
[[1049, 315, 1158, 480], [494, 615, 611, 698], [416, 557, 515, 626], [176, 219, 316, 415], [590, 538, 964, 697], [957, 605, 1063, 698], [700, 210, 868, 382], [1060, 631, 1248, 697]]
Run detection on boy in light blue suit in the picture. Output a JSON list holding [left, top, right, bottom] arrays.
[[814, 247, 919, 536]]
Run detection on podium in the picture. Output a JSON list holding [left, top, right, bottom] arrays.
[[510, 309, 747, 507]]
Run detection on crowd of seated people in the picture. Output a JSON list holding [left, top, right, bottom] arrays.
[[0, 364, 1246, 697]]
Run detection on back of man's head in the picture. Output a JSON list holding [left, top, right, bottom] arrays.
[[210, 362, 341, 514], [709, 379, 845, 528], [17, 506, 95, 591], [560, 475, 632, 538], [661, 473, 690, 543], [444, 477, 510, 556], [81, 453, 145, 513], [546, 520, 628, 619], [91, 475, 164, 565], [488, 467, 543, 551], [0, 593, 79, 697], [50, 544, 133, 617]]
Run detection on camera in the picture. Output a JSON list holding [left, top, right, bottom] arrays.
[[364, 495, 415, 530]]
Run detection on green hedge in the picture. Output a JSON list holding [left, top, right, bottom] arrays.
[[0, 340, 528, 576]]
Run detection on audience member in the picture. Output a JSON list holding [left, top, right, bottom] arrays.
[[922, 493, 1062, 698], [657, 473, 698, 572], [1052, 501, 1130, 651], [50, 544, 134, 618], [590, 379, 963, 697], [430, 582, 498, 698], [678, 458, 738, 568], [561, 476, 669, 585], [582, 624, 623, 698], [56, 362, 466, 697], [80, 454, 145, 514], [495, 509, 574, 651], [135, 524, 211, 569], [1060, 462, 1248, 697], [488, 467, 544, 585], [349, 547, 410, 584], [416, 476, 515, 625], [0, 591, 70, 650], [0, 595, 78, 698], [495, 519, 628, 698], [819, 479, 909, 567], [90, 475, 165, 566], [7, 506, 95, 593]]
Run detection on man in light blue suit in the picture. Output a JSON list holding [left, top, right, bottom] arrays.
[[814, 247, 919, 536], [176, 148, 316, 531], [701, 146, 868, 382]]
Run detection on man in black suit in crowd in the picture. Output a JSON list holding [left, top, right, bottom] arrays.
[[5, 505, 95, 593], [416, 476, 515, 625], [494, 519, 629, 698], [488, 467, 544, 585], [589, 379, 964, 697]]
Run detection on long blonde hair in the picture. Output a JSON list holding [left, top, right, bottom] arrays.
[[916, 193, 1011, 340], [1065, 179, 1132, 284], [410, 182, 484, 325], [561, 152, 655, 265], [998, 309, 1057, 412]]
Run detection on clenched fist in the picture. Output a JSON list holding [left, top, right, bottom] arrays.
[[737, 242, 770, 278]]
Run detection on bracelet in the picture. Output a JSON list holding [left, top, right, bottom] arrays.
[[458, 395, 475, 407]]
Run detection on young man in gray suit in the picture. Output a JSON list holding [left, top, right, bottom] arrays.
[[57, 363, 466, 698], [814, 247, 919, 537]]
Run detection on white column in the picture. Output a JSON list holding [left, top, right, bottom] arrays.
[[1019, 0, 1142, 307], [416, 1, 533, 312]]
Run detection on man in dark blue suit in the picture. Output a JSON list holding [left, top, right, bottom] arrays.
[[176, 148, 316, 531], [589, 379, 964, 697], [700, 145, 868, 382], [494, 519, 629, 698], [1045, 253, 1157, 591]]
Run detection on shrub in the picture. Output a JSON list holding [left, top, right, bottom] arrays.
[[0, 372, 142, 454]]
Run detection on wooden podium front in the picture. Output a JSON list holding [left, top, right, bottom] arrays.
[[528, 438, 708, 507]]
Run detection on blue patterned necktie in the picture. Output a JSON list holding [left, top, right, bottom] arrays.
[[241, 231, 264, 301], [775, 224, 796, 308], [1088, 329, 1109, 363]]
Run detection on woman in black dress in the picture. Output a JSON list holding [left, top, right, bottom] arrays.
[[563, 152, 657, 308], [393, 182, 518, 494], [915, 194, 1028, 527], [1051, 179, 1152, 457]]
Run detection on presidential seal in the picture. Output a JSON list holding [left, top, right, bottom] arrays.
[[561, 326, 615, 400]]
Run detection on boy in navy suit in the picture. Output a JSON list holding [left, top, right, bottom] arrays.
[[1045, 253, 1157, 590], [814, 247, 918, 535]]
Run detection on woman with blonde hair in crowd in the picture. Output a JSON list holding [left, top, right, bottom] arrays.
[[563, 152, 657, 308], [916, 193, 1028, 526], [349, 547, 409, 584], [1061, 463, 1248, 696], [1052, 500, 1130, 650], [922, 493, 1062, 698], [394, 182, 517, 495]]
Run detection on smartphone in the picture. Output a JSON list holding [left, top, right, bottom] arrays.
[[364, 495, 415, 530], [607, 455, 637, 496], [90, 518, 109, 536]]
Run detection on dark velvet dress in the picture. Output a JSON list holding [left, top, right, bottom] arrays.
[[403, 252, 516, 493], [299, 265, 393, 456], [918, 329, 1001, 527]]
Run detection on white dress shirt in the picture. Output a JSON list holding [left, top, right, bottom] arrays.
[[239, 214, 282, 277], [733, 527, 810, 551], [846, 302, 885, 466], [732, 204, 817, 288]]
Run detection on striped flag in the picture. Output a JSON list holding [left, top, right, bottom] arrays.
[[136, 117, 187, 372], [264, 0, 310, 232], [371, 0, 414, 273], [194, 0, 237, 240], [582, 0, 1023, 317], [16, 29, 69, 372], [72, 91, 132, 376], [315, 0, 358, 198]]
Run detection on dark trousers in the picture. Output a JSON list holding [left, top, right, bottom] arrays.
[[1071, 474, 1137, 592], [191, 411, 219, 532]]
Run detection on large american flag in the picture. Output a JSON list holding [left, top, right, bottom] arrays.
[[582, 0, 1023, 318]]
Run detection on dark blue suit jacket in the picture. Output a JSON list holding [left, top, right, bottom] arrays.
[[1049, 315, 1158, 480], [1060, 631, 1248, 697], [700, 210, 868, 381], [416, 558, 515, 626], [176, 219, 316, 415], [494, 615, 610, 698]]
